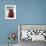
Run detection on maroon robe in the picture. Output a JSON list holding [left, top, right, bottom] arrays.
[[8, 9, 14, 18]]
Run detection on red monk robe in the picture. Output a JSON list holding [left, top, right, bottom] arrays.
[[8, 9, 14, 18]]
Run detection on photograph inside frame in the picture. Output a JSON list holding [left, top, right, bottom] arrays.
[[5, 5, 16, 19]]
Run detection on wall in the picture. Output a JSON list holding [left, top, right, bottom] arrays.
[[0, 0, 17, 44], [0, 0, 46, 44], [17, 0, 46, 24]]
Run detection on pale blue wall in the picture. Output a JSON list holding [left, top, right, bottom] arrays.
[[0, 0, 46, 44], [0, 0, 17, 44], [17, 0, 46, 24]]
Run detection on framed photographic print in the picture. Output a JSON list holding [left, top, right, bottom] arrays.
[[5, 5, 16, 19]]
